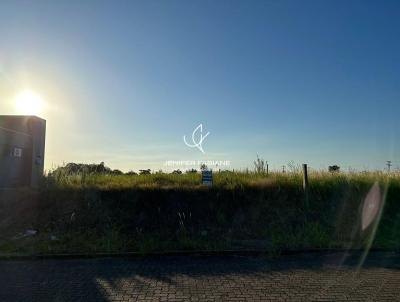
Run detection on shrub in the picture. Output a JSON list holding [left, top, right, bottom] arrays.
[[329, 165, 340, 172], [254, 155, 267, 174], [139, 169, 151, 175]]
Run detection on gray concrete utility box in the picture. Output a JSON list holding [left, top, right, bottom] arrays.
[[0, 116, 46, 187]]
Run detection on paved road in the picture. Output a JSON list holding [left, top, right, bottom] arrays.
[[0, 252, 399, 302]]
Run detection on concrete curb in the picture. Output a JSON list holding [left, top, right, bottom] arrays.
[[0, 248, 395, 261]]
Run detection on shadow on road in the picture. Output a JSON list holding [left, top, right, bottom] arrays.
[[0, 251, 399, 302]]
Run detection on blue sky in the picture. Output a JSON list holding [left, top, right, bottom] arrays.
[[0, 0, 399, 171]]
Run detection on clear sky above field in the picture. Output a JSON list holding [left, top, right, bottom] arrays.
[[0, 0, 399, 172]]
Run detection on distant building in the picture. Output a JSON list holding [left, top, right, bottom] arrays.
[[0, 116, 46, 187]]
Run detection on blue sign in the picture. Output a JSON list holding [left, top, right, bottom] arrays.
[[202, 170, 213, 186]]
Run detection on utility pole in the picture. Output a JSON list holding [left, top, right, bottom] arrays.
[[387, 161, 392, 172]]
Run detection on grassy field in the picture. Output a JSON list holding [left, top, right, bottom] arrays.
[[45, 168, 396, 189], [1, 170, 399, 255]]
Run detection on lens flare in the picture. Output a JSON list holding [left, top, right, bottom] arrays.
[[362, 182, 381, 231]]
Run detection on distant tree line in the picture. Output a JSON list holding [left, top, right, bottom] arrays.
[[50, 160, 342, 176], [50, 162, 124, 176], [50, 162, 200, 176]]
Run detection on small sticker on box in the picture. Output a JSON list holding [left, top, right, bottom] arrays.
[[13, 147, 22, 157]]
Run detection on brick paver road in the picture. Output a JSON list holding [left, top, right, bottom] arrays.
[[0, 252, 399, 301]]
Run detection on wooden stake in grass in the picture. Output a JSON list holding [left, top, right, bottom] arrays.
[[303, 164, 309, 211]]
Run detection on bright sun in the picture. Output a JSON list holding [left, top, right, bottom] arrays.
[[14, 90, 45, 116]]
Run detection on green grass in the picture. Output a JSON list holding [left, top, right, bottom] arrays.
[[1, 170, 399, 255], [44, 169, 398, 190]]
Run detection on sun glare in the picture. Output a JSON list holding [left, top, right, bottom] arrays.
[[14, 90, 45, 116]]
